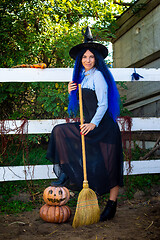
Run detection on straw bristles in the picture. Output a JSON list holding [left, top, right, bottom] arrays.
[[72, 187, 100, 228]]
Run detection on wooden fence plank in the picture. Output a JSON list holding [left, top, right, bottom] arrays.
[[0, 160, 160, 182], [0, 118, 160, 134], [123, 160, 160, 175], [0, 165, 56, 182], [0, 68, 160, 82]]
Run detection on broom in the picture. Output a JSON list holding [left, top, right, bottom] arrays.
[[72, 84, 100, 228]]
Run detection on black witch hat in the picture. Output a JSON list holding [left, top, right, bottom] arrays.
[[69, 26, 108, 60]]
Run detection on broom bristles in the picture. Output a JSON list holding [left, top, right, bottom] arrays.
[[72, 187, 100, 228]]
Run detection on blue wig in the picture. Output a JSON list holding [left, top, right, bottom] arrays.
[[68, 48, 120, 121]]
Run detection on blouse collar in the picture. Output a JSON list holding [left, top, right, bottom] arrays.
[[83, 67, 96, 77]]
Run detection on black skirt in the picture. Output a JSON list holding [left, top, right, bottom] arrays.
[[46, 89, 123, 196]]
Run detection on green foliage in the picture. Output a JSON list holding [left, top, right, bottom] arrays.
[[0, 0, 129, 68], [120, 95, 132, 116], [117, 82, 132, 116], [0, 134, 50, 166], [131, 142, 150, 161], [36, 82, 69, 118], [0, 1, 132, 120], [0, 82, 69, 119]]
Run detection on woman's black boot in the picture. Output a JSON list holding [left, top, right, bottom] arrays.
[[51, 172, 69, 187], [100, 199, 117, 221]]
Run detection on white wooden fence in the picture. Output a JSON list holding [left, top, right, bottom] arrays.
[[0, 68, 160, 182]]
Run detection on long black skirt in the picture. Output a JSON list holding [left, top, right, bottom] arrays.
[[46, 89, 123, 196]]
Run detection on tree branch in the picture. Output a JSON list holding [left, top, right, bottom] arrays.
[[113, 0, 133, 6], [140, 137, 160, 160]]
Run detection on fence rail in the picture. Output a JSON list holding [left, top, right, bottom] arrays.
[[1, 160, 160, 182], [0, 118, 160, 134], [0, 68, 160, 82]]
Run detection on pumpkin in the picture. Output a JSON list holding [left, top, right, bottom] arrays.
[[40, 204, 71, 223], [43, 186, 70, 206]]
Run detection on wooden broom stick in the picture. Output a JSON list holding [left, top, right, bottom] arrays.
[[72, 84, 100, 228], [79, 84, 88, 187]]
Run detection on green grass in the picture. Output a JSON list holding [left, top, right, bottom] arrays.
[[0, 174, 160, 214], [123, 174, 160, 199], [0, 144, 51, 167], [0, 134, 51, 167], [0, 200, 34, 214], [0, 179, 51, 214]]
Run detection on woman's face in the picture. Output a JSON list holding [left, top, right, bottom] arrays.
[[82, 50, 95, 72]]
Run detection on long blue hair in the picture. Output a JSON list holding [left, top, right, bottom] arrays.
[[68, 47, 120, 121]]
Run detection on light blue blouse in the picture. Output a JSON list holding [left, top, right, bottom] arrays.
[[81, 67, 108, 127]]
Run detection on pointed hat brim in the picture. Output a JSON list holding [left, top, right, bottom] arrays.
[[69, 42, 108, 60]]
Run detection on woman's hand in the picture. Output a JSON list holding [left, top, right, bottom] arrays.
[[68, 81, 77, 94], [80, 123, 96, 135]]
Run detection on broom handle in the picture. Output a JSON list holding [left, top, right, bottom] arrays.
[[78, 84, 88, 183]]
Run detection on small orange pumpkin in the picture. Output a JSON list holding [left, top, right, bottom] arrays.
[[43, 186, 70, 206], [40, 204, 71, 223]]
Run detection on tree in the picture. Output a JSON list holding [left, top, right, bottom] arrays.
[[0, 0, 133, 119], [0, 0, 132, 68]]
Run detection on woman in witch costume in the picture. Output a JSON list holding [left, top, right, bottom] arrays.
[[46, 27, 123, 221]]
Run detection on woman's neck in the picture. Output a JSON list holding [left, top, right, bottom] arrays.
[[84, 67, 96, 75]]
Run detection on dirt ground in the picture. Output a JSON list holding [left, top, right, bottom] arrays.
[[0, 189, 160, 240]]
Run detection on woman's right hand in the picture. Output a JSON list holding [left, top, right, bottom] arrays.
[[68, 81, 77, 94]]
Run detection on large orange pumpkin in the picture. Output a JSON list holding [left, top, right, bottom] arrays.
[[40, 204, 71, 223], [43, 186, 70, 206]]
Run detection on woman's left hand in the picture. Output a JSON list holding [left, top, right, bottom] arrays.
[[80, 123, 96, 135]]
